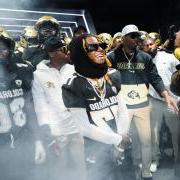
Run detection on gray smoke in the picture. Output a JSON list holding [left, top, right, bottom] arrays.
[[0, 0, 42, 39], [0, 0, 44, 9], [0, 1, 121, 180]]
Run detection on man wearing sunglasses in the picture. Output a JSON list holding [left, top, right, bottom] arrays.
[[22, 16, 61, 70], [62, 34, 132, 180], [108, 24, 179, 180], [32, 35, 131, 180]]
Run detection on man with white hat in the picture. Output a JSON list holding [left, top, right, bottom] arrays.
[[108, 24, 179, 180]]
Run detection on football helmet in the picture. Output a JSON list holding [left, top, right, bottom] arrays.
[[148, 32, 161, 46], [97, 33, 113, 51]]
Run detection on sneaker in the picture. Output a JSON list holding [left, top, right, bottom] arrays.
[[150, 162, 158, 173], [139, 163, 142, 169]]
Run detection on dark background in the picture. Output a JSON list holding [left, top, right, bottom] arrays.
[[1, 0, 180, 39], [36, 0, 180, 39]]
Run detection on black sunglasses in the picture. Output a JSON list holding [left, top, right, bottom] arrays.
[[127, 33, 141, 39], [85, 42, 107, 53], [50, 46, 69, 54], [59, 46, 69, 54]]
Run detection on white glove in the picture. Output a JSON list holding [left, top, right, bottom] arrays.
[[35, 140, 46, 164]]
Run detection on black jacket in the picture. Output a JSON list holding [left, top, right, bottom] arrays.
[[108, 47, 166, 108], [0, 61, 39, 142]]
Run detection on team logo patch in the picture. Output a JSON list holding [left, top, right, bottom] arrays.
[[15, 79, 22, 87], [46, 81, 55, 88], [128, 90, 140, 99]]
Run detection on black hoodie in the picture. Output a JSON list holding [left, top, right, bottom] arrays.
[[69, 34, 108, 79]]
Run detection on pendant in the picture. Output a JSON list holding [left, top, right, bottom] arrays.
[[101, 95, 105, 100], [129, 70, 135, 73], [128, 61, 131, 69]]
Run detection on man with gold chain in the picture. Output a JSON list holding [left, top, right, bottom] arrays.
[[32, 35, 131, 180], [62, 34, 131, 180], [108, 24, 179, 180]]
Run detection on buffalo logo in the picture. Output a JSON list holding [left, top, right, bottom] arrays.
[[46, 81, 55, 88], [127, 90, 140, 99], [15, 80, 22, 87]]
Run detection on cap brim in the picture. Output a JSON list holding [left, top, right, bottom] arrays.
[[122, 31, 141, 37]]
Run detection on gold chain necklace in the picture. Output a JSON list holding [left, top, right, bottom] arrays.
[[87, 77, 106, 99], [122, 48, 134, 69], [95, 78, 104, 95]]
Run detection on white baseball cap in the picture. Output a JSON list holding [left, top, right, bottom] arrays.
[[113, 32, 122, 39], [121, 24, 141, 36]]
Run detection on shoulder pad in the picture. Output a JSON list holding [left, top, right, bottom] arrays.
[[23, 60, 34, 68], [107, 68, 117, 74], [66, 73, 78, 86], [16, 63, 28, 68]]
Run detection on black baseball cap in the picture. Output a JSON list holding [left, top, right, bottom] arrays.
[[44, 37, 65, 52]]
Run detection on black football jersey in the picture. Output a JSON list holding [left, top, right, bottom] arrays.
[[22, 45, 48, 70], [62, 69, 121, 132], [0, 63, 37, 138]]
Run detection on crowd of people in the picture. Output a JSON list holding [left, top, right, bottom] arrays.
[[0, 14, 179, 180]]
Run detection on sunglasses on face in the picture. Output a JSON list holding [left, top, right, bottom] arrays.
[[40, 28, 57, 37], [127, 33, 141, 39], [53, 46, 69, 54], [84, 42, 107, 53], [27, 38, 38, 44], [59, 46, 69, 54]]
